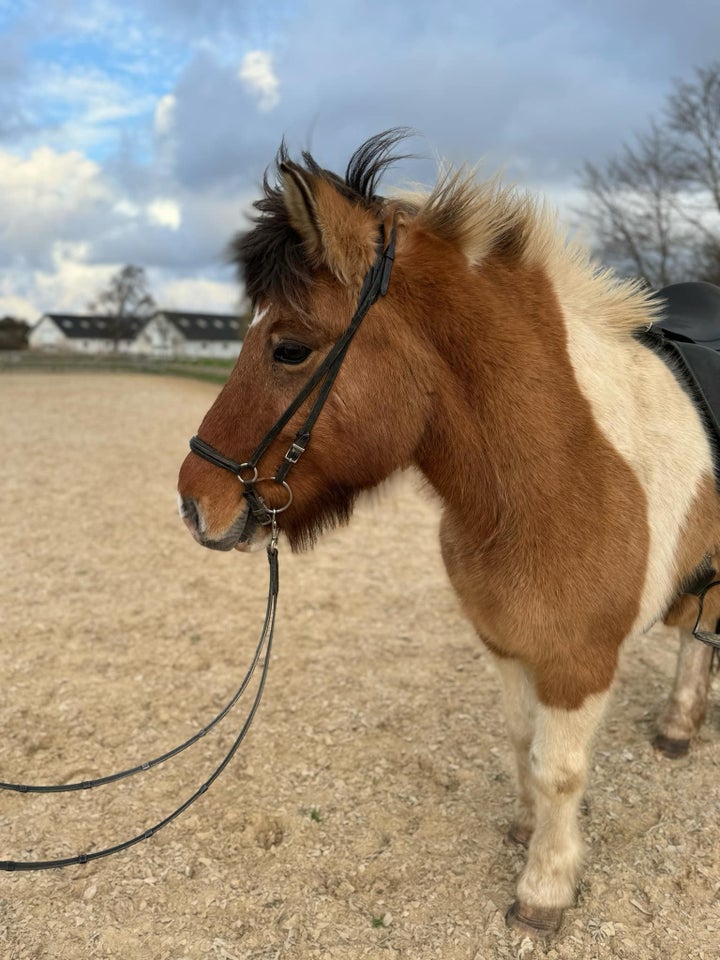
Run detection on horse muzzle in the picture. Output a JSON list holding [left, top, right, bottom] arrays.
[[178, 495, 264, 552]]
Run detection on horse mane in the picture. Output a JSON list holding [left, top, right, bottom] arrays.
[[409, 168, 659, 335], [232, 129, 659, 334]]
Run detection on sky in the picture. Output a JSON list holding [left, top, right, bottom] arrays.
[[1, 0, 719, 322]]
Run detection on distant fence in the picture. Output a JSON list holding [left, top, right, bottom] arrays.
[[0, 351, 235, 385]]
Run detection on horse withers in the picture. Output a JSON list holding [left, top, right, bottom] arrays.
[[177, 132, 720, 937]]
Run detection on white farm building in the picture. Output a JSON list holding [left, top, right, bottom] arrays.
[[132, 311, 243, 359], [29, 310, 244, 359], [29, 314, 145, 354]]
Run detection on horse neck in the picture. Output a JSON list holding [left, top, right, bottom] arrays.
[[411, 252, 578, 531]]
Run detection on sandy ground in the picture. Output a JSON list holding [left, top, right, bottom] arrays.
[[1, 372, 719, 960]]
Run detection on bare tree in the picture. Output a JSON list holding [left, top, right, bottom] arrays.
[[668, 65, 720, 210], [580, 63, 720, 288], [89, 265, 155, 349]]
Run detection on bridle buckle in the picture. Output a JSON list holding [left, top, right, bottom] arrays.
[[284, 440, 306, 465]]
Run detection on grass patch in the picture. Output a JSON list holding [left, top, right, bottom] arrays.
[[0, 351, 235, 385]]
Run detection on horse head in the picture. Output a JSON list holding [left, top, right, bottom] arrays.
[[177, 132, 433, 552]]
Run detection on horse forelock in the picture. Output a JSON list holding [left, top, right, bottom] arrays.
[[229, 129, 414, 310]]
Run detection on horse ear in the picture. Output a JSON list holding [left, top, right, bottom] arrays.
[[280, 163, 323, 262], [281, 163, 378, 284]]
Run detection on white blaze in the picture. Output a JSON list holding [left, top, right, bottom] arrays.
[[250, 306, 269, 328]]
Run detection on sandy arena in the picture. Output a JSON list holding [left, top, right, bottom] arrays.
[[1, 373, 719, 960]]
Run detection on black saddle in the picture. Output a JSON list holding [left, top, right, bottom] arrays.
[[647, 282, 720, 646], [653, 281, 720, 348], [647, 281, 720, 466]]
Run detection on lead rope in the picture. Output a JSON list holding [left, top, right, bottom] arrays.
[[0, 522, 280, 871]]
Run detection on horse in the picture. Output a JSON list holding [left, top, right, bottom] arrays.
[[177, 131, 720, 937]]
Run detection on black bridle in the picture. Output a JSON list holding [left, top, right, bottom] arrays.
[[189, 225, 396, 528]]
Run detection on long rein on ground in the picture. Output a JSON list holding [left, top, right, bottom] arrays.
[[0, 228, 397, 872]]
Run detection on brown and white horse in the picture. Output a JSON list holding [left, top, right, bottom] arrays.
[[177, 132, 720, 936]]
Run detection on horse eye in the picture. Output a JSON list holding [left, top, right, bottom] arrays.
[[273, 341, 312, 365]]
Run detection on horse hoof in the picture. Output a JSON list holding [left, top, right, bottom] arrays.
[[505, 901, 563, 938], [503, 825, 531, 848], [652, 733, 691, 759]]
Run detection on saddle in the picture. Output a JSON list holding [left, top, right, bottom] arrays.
[[646, 281, 720, 467], [645, 282, 720, 646]]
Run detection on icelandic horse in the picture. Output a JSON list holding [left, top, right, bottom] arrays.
[[177, 132, 720, 936]]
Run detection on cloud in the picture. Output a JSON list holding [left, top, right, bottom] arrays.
[[154, 93, 176, 137], [148, 0, 708, 203], [3, 0, 720, 323], [0, 30, 31, 141], [31, 241, 117, 314], [0, 283, 37, 322], [168, 50, 282, 190], [0, 139, 122, 317], [24, 64, 157, 157], [0, 146, 113, 269], [147, 197, 182, 230], [0, 141, 247, 317], [238, 51, 280, 111], [151, 273, 239, 313]]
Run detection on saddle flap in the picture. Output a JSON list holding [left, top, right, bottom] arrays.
[[653, 281, 720, 348], [665, 339, 720, 440], [645, 282, 720, 483]]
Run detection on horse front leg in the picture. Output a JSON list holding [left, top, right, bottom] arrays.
[[506, 689, 610, 937], [490, 654, 537, 846]]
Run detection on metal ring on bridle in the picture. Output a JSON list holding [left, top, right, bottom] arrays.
[[236, 463, 259, 485], [256, 478, 293, 515]]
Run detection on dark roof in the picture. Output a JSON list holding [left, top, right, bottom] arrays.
[[44, 314, 145, 340], [156, 311, 242, 342]]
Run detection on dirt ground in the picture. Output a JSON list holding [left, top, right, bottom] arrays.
[[1, 372, 719, 960]]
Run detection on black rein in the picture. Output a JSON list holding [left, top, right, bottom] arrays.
[[0, 225, 396, 872]]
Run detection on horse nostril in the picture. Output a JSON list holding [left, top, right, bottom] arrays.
[[180, 496, 201, 535]]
